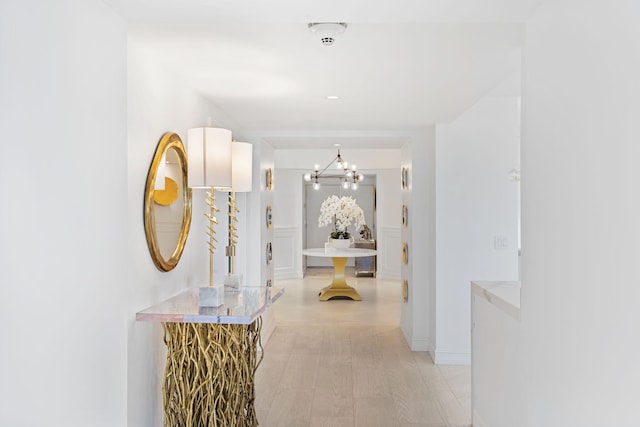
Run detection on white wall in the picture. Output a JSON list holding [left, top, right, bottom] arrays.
[[434, 96, 520, 363], [0, 1, 128, 425], [127, 41, 246, 425], [400, 142, 415, 344], [375, 169, 402, 280], [471, 284, 524, 427], [274, 148, 401, 170], [400, 129, 437, 352], [243, 139, 277, 340], [244, 138, 275, 287], [522, 1, 640, 425], [272, 168, 304, 277]]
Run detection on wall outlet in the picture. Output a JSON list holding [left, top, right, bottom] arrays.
[[494, 236, 509, 250]]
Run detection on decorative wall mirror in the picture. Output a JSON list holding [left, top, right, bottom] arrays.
[[144, 132, 192, 271], [402, 204, 408, 227], [266, 205, 273, 229], [266, 242, 273, 265], [401, 167, 409, 190], [265, 168, 273, 191]]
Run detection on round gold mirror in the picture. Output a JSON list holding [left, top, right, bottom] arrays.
[[144, 132, 192, 271]]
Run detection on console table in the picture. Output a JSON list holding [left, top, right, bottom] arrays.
[[136, 286, 284, 427], [354, 239, 376, 277], [302, 247, 377, 301]]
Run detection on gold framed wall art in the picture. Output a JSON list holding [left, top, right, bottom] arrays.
[[402, 280, 409, 303], [402, 242, 409, 265], [265, 168, 273, 191]]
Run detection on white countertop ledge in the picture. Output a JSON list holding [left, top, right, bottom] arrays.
[[471, 281, 521, 321]]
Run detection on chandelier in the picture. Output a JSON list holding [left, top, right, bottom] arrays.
[[303, 144, 364, 190]]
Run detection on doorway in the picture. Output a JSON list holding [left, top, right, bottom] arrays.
[[304, 181, 376, 268]]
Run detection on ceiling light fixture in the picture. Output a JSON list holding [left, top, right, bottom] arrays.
[[308, 22, 348, 46], [304, 144, 364, 190], [326, 95, 340, 100]]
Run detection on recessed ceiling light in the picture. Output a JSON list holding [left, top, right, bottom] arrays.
[[326, 95, 340, 100]]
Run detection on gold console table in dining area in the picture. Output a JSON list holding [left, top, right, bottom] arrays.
[[136, 286, 284, 427]]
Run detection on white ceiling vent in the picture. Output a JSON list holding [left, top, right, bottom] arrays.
[[308, 22, 348, 46]]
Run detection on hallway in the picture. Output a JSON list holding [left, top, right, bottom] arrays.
[[255, 268, 471, 426]]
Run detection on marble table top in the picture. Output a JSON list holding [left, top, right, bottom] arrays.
[[136, 286, 284, 324], [302, 247, 377, 258]]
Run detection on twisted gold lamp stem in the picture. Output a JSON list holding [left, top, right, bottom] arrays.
[[205, 187, 219, 287], [227, 191, 239, 274]]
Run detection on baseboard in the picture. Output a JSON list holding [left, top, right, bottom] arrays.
[[274, 268, 302, 280], [400, 328, 434, 353], [433, 350, 471, 365], [410, 337, 432, 352], [472, 409, 488, 427], [399, 331, 470, 365], [401, 324, 410, 347], [376, 271, 401, 280]]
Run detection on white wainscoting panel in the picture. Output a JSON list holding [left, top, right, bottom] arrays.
[[273, 226, 303, 279], [377, 226, 401, 280]]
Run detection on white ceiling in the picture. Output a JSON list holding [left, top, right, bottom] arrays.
[[106, 0, 539, 148], [105, 0, 541, 23], [263, 136, 411, 150]]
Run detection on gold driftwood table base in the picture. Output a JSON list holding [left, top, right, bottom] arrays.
[[162, 319, 263, 427]]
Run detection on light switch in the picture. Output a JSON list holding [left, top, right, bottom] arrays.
[[494, 236, 509, 250]]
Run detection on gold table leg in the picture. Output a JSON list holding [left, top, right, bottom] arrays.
[[162, 318, 263, 427], [318, 256, 362, 301]]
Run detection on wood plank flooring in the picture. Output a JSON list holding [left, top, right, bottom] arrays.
[[255, 268, 471, 427]]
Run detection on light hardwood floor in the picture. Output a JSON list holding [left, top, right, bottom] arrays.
[[255, 268, 471, 427]]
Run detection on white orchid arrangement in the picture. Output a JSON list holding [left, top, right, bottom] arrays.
[[318, 195, 366, 239]]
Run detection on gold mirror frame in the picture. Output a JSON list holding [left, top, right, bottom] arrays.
[[144, 132, 192, 271]]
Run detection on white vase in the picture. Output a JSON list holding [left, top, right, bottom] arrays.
[[329, 237, 353, 249]]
